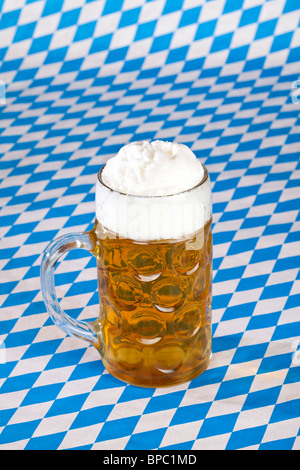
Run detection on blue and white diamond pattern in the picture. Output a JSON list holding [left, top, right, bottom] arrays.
[[0, 0, 300, 450]]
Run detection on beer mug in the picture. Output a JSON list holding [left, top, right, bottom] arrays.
[[40, 165, 212, 387]]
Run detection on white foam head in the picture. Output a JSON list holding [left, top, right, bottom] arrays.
[[96, 140, 212, 241]]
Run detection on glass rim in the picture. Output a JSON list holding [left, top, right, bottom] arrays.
[[97, 163, 209, 199]]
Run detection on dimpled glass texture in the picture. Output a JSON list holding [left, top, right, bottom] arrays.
[[93, 220, 212, 387]]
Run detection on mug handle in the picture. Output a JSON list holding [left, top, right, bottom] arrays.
[[40, 231, 100, 348]]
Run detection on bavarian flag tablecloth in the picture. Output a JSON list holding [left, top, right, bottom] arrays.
[[0, 0, 300, 450]]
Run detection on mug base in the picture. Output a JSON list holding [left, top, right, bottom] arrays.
[[102, 354, 211, 388]]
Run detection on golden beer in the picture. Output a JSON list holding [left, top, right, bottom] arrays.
[[92, 219, 212, 387]]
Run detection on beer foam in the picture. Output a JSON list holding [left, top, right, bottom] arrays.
[[101, 140, 204, 196], [96, 141, 212, 241]]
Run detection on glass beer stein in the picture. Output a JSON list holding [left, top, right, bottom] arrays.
[[40, 165, 212, 387]]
